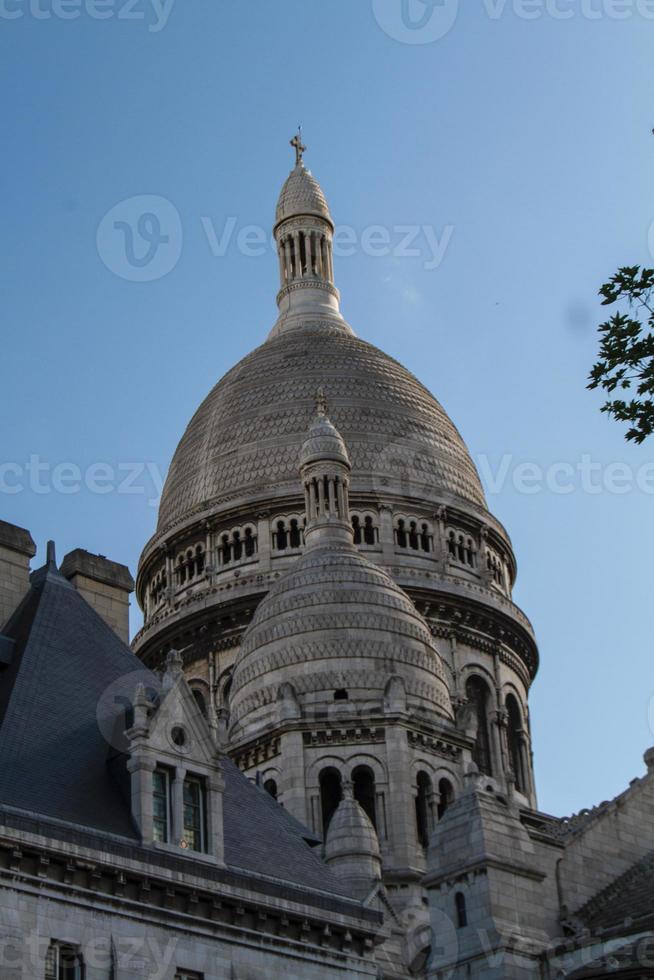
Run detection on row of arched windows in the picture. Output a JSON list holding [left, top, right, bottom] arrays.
[[352, 513, 378, 546], [447, 530, 476, 568], [317, 765, 456, 849], [219, 525, 257, 566], [486, 549, 505, 587], [149, 568, 167, 609], [175, 545, 205, 585], [273, 518, 304, 551], [395, 518, 433, 553]]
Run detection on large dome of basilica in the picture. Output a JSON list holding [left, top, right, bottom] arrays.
[[156, 325, 487, 535], [134, 141, 536, 716]]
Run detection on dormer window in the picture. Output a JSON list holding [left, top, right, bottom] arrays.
[[45, 941, 84, 980], [183, 775, 207, 852], [153, 766, 172, 843]]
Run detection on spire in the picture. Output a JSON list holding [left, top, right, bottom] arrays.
[[299, 390, 353, 550], [269, 134, 353, 340]]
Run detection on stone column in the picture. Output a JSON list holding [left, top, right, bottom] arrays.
[[305, 231, 312, 276], [279, 730, 307, 826], [256, 512, 272, 573], [171, 766, 186, 845], [293, 232, 302, 277], [127, 755, 156, 843], [283, 238, 292, 281], [378, 505, 395, 563], [207, 763, 226, 864]]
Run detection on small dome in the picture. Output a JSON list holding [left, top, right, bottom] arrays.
[[299, 412, 350, 469], [325, 791, 380, 862], [229, 543, 453, 740], [275, 165, 333, 228]]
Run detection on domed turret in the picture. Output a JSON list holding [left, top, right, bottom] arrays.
[[228, 407, 454, 742], [270, 131, 348, 338], [324, 780, 382, 900]]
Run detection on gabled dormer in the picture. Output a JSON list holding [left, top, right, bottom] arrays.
[[126, 649, 225, 865]]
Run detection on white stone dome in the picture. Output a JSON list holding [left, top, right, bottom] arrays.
[[155, 323, 487, 535], [228, 540, 454, 741], [275, 164, 333, 228]]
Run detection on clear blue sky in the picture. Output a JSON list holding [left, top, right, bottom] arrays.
[[2, 0, 653, 818]]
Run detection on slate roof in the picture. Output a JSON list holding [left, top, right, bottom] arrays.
[[0, 556, 352, 901]]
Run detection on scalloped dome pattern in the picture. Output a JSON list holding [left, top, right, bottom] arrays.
[[156, 325, 486, 533], [229, 543, 454, 733], [275, 166, 333, 227]]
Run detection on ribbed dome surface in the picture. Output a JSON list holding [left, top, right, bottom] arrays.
[[275, 165, 333, 227], [228, 542, 454, 737], [156, 324, 486, 533]]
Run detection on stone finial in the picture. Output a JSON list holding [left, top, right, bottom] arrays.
[[46, 540, 57, 567], [644, 747, 654, 775], [290, 127, 306, 167], [162, 649, 184, 691]]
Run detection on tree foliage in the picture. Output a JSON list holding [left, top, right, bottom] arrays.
[[588, 266, 654, 443]]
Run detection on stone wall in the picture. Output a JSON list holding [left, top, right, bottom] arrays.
[[0, 522, 35, 630]]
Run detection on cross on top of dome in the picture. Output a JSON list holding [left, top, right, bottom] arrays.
[[290, 127, 306, 168]]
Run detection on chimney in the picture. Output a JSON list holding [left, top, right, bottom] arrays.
[[60, 549, 134, 644], [0, 520, 36, 628]]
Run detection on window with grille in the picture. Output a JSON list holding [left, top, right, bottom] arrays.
[[45, 941, 84, 980], [183, 775, 206, 852], [152, 766, 172, 843]]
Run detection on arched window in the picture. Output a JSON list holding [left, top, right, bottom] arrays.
[[409, 520, 420, 550], [186, 549, 195, 579], [191, 687, 207, 718], [466, 676, 493, 776], [421, 523, 432, 553], [396, 519, 407, 549], [455, 892, 468, 929], [275, 521, 288, 550], [363, 515, 377, 545], [222, 677, 233, 707], [195, 545, 205, 575], [415, 771, 432, 848], [244, 526, 256, 556], [221, 534, 231, 565], [448, 530, 457, 558], [352, 514, 362, 545], [264, 778, 278, 801], [319, 767, 342, 834], [232, 530, 242, 562], [352, 765, 377, 829], [506, 694, 526, 794], [289, 518, 302, 549], [437, 778, 454, 819], [45, 941, 84, 980]]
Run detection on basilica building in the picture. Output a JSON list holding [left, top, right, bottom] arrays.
[[0, 138, 653, 979]]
